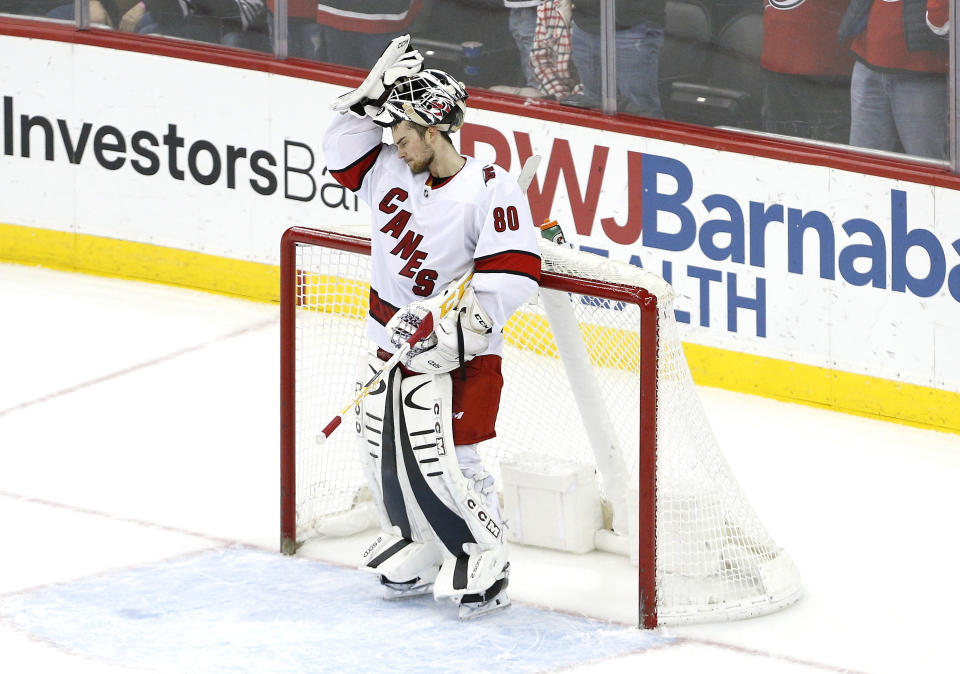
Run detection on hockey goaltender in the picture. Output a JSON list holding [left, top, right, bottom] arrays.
[[322, 35, 542, 619]]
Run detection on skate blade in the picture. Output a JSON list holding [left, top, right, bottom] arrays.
[[458, 594, 511, 620], [382, 585, 434, 601]]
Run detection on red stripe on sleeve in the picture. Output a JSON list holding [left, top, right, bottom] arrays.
[[474, 250, 542, 283], [369, 288, 398, 326], [928, 0, 949, 30], [329, 144, 382, 192], [316, 1, 423, 33]]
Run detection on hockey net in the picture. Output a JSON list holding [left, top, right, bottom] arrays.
[[280, 224, 802, 628]]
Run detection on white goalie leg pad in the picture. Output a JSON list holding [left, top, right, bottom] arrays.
[[356, 353, 444, 588], [395, 373, 508, 603], [358, 528, 443, 584], [357, 352, 435, 541], [355, 352, 396, 533], [432, 442, 512, 600], [397, 373, 506, 554], [433, 544, 509, 602]]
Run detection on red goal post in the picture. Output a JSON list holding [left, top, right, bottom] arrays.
[[280, 224, 801, 628]]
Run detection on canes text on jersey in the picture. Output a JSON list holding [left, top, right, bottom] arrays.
[[379, 187, 439, 296]]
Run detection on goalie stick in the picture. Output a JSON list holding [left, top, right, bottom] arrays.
[[515, 153, 540, 201], [316, 154, 542, 443]]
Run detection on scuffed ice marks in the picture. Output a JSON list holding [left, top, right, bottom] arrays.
[[0, 547, 672, 674]]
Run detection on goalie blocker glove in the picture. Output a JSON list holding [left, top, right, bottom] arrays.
[[329, 34, 424, 121]]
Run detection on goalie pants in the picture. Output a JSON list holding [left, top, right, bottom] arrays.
[[377, 348, 503, 445]]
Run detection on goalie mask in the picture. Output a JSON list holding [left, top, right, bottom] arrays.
[[379, 69, 468, 133]]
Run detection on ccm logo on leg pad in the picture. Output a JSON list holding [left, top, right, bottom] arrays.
[[432, 401, 446, 455], [466, 497, 501, 540]]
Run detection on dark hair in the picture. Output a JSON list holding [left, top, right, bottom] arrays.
[[391, 120, 455, 145]]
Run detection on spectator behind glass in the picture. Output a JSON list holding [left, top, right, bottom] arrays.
[[44, 0, 147, 29], [316, 0, 423, 70], [3, 0, 64, 18], [567, 0, 666, 117], [529, 0, 582, 100], [138, 0, 269, 50], [504, 0, 543, 90], [265, 0, 321, 59], [761, 0, 855, 144], [838, 0, 948, 159]]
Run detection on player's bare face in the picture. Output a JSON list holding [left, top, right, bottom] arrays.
[[392, 123, 435, 174]]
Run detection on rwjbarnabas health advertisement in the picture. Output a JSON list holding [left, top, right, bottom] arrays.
[[1, 34, 958, 429]]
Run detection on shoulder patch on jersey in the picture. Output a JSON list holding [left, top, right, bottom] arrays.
[[482, 165, 496, 185]]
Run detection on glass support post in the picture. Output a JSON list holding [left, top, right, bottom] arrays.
[[950, 0, 959, 172], [274, 0, 289, 60], [600, 0, 617, 115], [75, 0, 90, 29]]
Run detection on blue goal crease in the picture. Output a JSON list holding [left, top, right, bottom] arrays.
[[0, 546, 673, 674]]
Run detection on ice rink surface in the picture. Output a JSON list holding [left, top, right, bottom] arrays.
[[1, 262, 958, 674]]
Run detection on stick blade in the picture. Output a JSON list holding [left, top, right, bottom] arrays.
[[517, 154, 541, 193]]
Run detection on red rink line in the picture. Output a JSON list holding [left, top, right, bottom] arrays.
[[539, 635, 873, 674], [541, 640, 680, 672], [0, 609, 154, 670], [0, 489, 248, 555], [678, 638, 874, 674], [0, 317, 276, 418]]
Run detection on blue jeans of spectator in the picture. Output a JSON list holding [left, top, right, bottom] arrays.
[[509, 7, 539, 88], [571, 20, 664, 118], [268, 14, 322, 59], [849, 60, 948, 160], [46, 3, 73, 19]]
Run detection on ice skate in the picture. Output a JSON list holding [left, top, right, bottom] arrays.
[[457, 564, 511, 620], [380, 574, 436, 600]]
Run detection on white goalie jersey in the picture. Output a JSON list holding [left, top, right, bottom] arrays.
[[322, 112, 542, 356]]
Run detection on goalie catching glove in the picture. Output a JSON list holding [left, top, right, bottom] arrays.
[[330, 34, 424, 122], [386, 287, 494, 374]]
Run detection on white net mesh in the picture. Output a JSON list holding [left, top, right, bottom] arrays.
[[652, 309, 802, 622], [285, 224, 801, 625]]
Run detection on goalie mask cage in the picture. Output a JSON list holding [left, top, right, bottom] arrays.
[[280, 224, 802, 629]]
